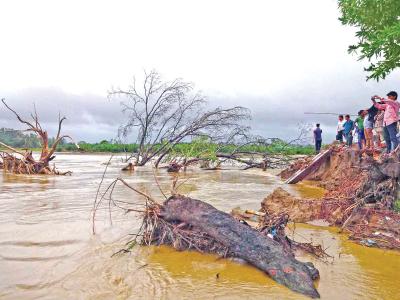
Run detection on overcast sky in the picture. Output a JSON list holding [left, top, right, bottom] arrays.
[[0, 0, 399, 143]]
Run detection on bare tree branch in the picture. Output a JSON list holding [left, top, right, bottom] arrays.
[[109, 70, 251, 166], [0, 99, 78, 175]]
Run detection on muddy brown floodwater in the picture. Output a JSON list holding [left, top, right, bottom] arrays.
[[0, 153, 399, 299]]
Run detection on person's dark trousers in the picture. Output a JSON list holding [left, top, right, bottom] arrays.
[[384, 126, 391, 152], [315, 140, 322, 153], [336, 131, 343, 142], [357, 130, 365, 150], [345, 133, 353, 146], [384, 122, 399, 153]]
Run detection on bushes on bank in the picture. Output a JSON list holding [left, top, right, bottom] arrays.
[[55, 140, 314, 156]]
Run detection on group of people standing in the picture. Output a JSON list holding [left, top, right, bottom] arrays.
[[313, 91, 400, 154], [335, 91, 400, 154]]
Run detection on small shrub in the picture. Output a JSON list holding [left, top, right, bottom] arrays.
[[394, 199, 400, 213]]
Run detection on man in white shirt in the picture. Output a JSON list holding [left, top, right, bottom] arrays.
[[336, 115, 345, 143]]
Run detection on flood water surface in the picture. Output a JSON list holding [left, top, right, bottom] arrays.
[[0, 153, 399, 299]]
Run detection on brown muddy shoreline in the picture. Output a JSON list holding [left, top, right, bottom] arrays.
[[263, 145, 400, 250]]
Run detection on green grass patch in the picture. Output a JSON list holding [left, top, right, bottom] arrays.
[[394, 199, 400, 213]]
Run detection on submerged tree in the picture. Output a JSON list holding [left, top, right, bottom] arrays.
[[0, 99, 78, 175], [157, 122, 313, 173], [109, 70, 250, 166], [338, 0, 400, 80]]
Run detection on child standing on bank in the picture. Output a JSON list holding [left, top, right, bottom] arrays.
[[355, 110, 365, 150]]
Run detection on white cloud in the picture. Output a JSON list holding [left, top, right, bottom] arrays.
[[0, 0, 398, 143]]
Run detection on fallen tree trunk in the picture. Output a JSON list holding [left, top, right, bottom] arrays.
[[285, 149, 331, 184], [149, 195, 320, 298]]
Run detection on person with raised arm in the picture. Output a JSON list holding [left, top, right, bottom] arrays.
[[372, 91, 400, 153]]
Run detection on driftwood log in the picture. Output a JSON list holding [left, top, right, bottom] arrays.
[[147, 195, 320, 298], [285, 149, 332, 184], [121, 162, 135, 171]]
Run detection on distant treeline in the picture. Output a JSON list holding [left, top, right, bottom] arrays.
[[0, 128, 41, 148], [0, 128, 314, 155], [57, 140, 314, 155], [0, 128, 66, 148]]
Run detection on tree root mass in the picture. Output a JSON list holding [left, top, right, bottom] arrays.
[[136, 195, 320, 298]]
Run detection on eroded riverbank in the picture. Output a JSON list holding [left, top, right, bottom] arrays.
[[0, 153, 399, 299]]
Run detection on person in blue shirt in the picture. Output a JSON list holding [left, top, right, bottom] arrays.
[[343, 114, 355, 146], [313, 124, 322, 153]]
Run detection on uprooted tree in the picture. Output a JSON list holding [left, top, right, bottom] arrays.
[[161, 124, 313, 172], [108, 70, 251, 167], [0, 99, 78, 175], [93, 178, 321, 298]]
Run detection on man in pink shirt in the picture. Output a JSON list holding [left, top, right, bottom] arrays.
[[373, 91, 399, 153]]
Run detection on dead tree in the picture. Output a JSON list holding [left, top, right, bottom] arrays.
[[161, 126, 312, 172], [109, 70, 250, 167], [0, 99, 77, 175], [233, 123, 313, 170]]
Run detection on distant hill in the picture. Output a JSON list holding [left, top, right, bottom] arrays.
[[0, 128, 41, 148]]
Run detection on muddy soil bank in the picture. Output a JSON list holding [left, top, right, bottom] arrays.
[[264, 145, 400, 250]]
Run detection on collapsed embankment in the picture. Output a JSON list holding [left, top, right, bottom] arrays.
[[263, 145, 400, 250]]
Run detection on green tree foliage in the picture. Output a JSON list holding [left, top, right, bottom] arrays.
[[394, 199, 400, 212], [169, 137, 219, 162], [0, 128, 68, 149], [338, 0, 400, 80], [56, 140, 314, 155], [0, 128, 40, 148]]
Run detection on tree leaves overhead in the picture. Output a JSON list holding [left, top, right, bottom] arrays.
[[338, 0, 400, 80]]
